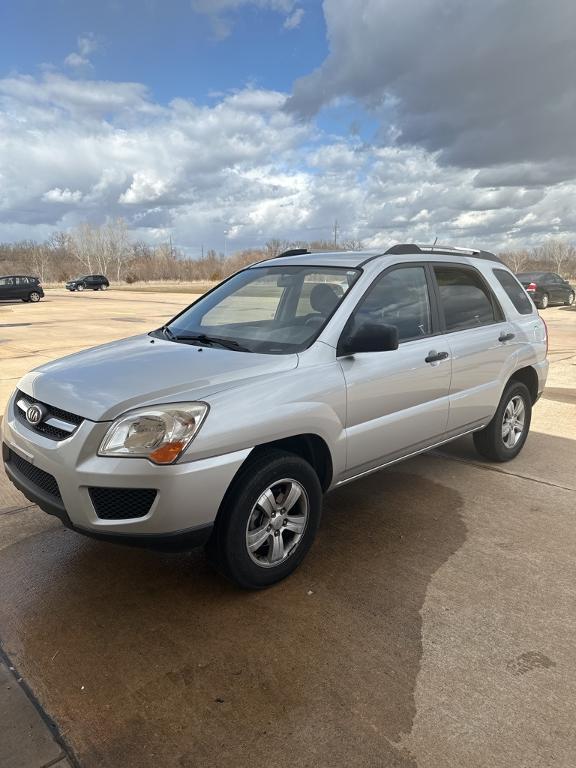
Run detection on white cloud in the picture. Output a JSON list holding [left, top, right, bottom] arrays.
[[191, 0, 297, 38], [42, 188, 83, 203], [284, 8, 304, 29], [1, 71, 576, 253], [64, 53, 91, 70], [64, 34, 99, 70]]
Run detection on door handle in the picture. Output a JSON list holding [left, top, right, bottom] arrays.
[[498, 332, 515, 342], [425, 350, 449, 363]]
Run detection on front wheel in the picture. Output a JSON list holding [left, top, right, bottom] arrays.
[[564, 291, 575, 306], [208, 449, 322, 589], [473, 381, 532, 462], [76, 284, 84, 292]]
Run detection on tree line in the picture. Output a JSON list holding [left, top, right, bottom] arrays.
[[0, 220, 575, 284]]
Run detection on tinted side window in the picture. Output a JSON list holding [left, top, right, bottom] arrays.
[[434, 266, 498, 331], [349, 266, 432, 342], [493, 269, 533, 315]]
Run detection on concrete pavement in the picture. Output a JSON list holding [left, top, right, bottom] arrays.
[[0, 292, 575, 767]]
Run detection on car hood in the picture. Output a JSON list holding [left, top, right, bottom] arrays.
[[18, 334, 299, 421]]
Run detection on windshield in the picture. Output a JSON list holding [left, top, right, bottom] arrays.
[[158, 265, 360, 354]]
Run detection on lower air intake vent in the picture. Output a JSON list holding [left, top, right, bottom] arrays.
[[6, 448, 61, 500], [88, 487, 157, 520]]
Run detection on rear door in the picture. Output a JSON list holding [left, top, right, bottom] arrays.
[[431, 264, 516, 434], [339, 264, 451, 476], [14, 276, 29, 298]]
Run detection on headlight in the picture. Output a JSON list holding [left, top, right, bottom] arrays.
[[99, 402, 209, 464]]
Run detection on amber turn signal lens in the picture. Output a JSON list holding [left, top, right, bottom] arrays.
[[149, 441, 186, 464]]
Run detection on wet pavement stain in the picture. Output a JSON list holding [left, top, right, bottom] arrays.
[[0, 471, 466, 768], [506, 651, 557, 676]]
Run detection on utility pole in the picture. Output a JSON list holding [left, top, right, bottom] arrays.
[[333, 219, 339, 249]]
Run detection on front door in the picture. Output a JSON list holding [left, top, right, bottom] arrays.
[[339, 264, 451, 477]]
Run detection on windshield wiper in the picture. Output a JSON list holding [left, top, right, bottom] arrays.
[[161, 330, 252, 352], [160, 325, 176, 341]]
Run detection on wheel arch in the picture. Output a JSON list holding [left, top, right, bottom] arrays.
[[247, 434, 334, 492], [508, 365, 539, 404]]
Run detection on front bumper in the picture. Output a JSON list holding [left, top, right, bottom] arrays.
[[1, 393, 251, 547]]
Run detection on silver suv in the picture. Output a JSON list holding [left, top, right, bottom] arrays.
[[2, 244, 548, 588]]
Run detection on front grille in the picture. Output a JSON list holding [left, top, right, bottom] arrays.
[[88, 487, 157, 520], [5, 448, 62, 500], [15, 390, 83, 442]]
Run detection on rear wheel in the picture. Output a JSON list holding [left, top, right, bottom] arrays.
[[564, 291, 575, 306], [28, 291, 41, 303], [207, 449, 322, 589], [538, 292, 549, 309], [100, 284, 108, 291], [473, 381, 532, 462]]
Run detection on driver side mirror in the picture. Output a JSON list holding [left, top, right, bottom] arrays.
[[338, 322, 399, 357]]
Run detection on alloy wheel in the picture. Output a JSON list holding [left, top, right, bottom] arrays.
[[245, 478, 309, 568], [502, 395, 526, 448]]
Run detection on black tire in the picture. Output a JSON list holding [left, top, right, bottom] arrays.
[[538, 292, 549, 309], [76, 284, 85, 292], [564, 291, 575, 307], [473, 381, 532, 462], [207, 449, 322, 589], [28, 291, 41, 303]]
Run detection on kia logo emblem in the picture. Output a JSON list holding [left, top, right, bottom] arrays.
[[26, 404, 47, 425]]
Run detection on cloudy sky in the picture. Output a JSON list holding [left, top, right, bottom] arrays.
[[1, 0, 575, 255]]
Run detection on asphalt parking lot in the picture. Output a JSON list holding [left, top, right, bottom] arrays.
[[1, 290, 575, 768]]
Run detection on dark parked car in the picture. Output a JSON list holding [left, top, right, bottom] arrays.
[[516, 272, 575, 309], [0, 275, 44, 303], [66, 274, 110, 292]]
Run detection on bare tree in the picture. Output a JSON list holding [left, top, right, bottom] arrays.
[[500, 249, 529, 273], [538, 239, 575, 276], [264, 239, 291, 259], [341, 238, 365, 252]]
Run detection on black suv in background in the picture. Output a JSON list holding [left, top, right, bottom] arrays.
[[516, 272, 575, 309], [0, 275, 44, 303], [66, 274, 110, 292]]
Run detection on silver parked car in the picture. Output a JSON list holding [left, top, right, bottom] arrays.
[[2, 244, 548, 588]]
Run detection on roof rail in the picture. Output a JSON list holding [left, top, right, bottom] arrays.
[[275, 248, 310, 258], [385, 243, 502, 264], [385, 244, 422, 255]]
